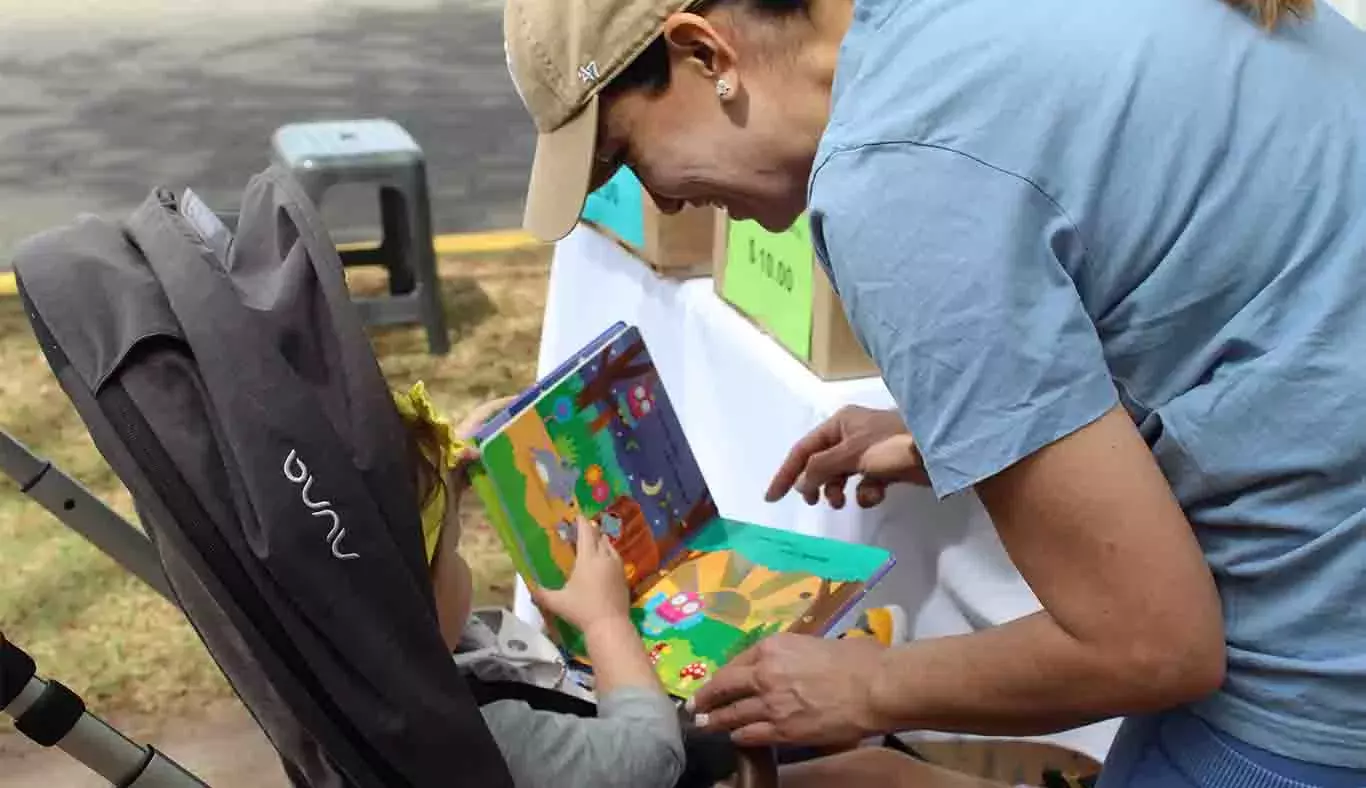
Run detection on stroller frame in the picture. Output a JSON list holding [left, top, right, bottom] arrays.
[[1, 431, 204, 785]]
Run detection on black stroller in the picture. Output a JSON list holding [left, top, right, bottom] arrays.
[[0, 166, 777, 788]]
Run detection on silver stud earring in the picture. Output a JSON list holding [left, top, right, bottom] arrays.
[[715, 78, 732, 100]]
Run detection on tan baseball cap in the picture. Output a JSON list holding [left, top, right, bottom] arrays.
[[505, 0, 704, 242]]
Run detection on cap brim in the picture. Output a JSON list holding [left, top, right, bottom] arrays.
[[523, 96, 599, 243]]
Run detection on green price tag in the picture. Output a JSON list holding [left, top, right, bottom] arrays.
[[722, 215, 814, 360]]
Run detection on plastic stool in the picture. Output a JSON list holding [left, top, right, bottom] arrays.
[[271, 118, 450, 355]]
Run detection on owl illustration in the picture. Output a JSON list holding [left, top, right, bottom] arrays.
[[615, 380, 657, 429], [627, 381, 655, 419], [641, 590, 705, 636]]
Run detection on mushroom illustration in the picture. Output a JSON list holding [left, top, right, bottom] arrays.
[[678, 661, 709, 684], [648, 642, 670, 665]]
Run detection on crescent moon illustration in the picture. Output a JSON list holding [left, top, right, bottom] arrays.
[[640, 478, 664, 496]]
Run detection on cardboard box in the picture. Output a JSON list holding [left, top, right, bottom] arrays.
[[910, 738, 1102, 786], [712, 210, 877, 381], [579, 168, 715, 279]]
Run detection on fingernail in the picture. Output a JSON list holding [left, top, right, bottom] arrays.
[[693, 712, 710, 727], [684, 697, 696, 713]]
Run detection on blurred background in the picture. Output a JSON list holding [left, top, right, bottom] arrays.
[[0, 0, 534, 255]]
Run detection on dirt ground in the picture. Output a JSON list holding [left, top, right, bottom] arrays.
[[0, 700, 288, 787]]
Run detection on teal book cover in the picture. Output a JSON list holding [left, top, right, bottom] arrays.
[[469, 324, 895, 699]]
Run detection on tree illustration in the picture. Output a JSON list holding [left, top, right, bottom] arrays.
[[575, 339, 653, 433], [680, 493, 719, 535], [789, 579, 852, 636], [552, 433, 580, 468]]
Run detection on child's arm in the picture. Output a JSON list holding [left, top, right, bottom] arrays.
[[480, 693, 685, 788], [530, 517, 661, 695], [479, 518, 684, 788]]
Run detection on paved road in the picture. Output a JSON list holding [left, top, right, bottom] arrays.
[[0, 0, 536, 260]]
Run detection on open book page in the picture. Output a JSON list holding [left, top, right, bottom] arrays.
[[632, 517, 895, 699], [472, 326, 716, 656]]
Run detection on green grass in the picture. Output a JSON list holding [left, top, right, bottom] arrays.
[[0, 249, 549, 719]]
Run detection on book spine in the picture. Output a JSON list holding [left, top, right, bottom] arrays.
[[467, 465, 539, 586], [814, 556, 899, 637]]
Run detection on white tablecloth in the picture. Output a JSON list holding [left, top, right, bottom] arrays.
[[1327, 0, 1365, 27], [517, 225, 1120, 761]]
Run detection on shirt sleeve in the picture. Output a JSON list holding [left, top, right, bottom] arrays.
[[479, 687, 685, 788], [810, 142, 1118, 497]]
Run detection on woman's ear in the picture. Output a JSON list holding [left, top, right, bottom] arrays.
[[662, 12, 740, 93]]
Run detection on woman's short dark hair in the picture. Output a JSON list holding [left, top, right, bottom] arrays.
[[605, 0, 808, 97]]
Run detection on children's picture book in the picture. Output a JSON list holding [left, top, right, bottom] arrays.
[[468, 322, 895, 699]]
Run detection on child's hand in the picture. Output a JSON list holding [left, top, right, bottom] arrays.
[[454, 395, 518, 439], [445, 395, 518, 498], [444, 445, 482, 501], [530, 517, 632, 634]]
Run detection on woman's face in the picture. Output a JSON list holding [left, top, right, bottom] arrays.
[[595, 34, 821, 232]]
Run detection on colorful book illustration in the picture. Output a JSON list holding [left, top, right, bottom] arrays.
[[468, 323, 895, 699]]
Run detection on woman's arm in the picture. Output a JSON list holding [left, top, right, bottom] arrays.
[[863, 406, 1225, 736], [816, 143, 1225, 733], [777, 747, 1006, 788], [694, 142, 1226, 744], [692, 408, 1224, 745]]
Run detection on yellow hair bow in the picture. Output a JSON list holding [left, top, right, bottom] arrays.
[[392, 381, 472, 565]]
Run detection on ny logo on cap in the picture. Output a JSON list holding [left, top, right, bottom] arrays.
[[578, 61, 600, 84]]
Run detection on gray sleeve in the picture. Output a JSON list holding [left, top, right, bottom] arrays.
[[480, 687, 685, 788]]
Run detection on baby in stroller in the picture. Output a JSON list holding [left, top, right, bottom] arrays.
[[392, 383, 686, 788]]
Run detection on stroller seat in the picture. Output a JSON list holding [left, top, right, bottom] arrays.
[[3, 167, 776, 788]]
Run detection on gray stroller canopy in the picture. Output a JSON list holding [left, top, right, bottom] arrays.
[[9, 166, 514, 788]]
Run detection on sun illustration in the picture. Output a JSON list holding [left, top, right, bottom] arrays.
[[639, 549, 833, 634]]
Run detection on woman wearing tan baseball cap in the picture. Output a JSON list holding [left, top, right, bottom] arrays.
[[504, 2, 1366, 787]]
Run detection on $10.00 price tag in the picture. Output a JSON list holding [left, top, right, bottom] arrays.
[[722, 215, 815, 360]]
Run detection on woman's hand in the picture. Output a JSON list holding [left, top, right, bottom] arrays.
[[689, 634, 888, 747], [529, 517, 632, 634], [767, 405, 929, 509]]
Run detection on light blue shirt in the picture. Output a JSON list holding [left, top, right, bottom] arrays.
[[809, 0, 1366, 769]]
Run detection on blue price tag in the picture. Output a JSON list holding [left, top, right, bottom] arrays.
[[581, 168, 645, 249]]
